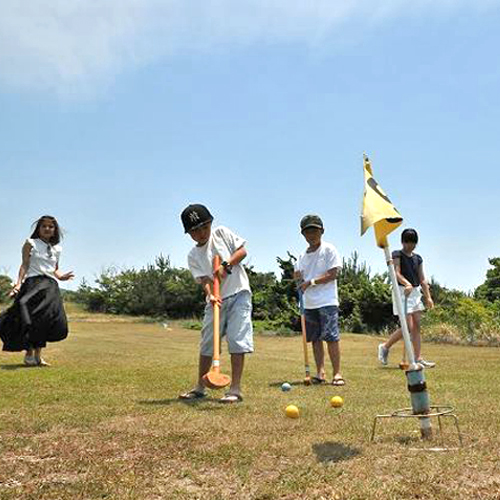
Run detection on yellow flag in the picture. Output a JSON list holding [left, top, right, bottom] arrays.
[[361, 155, 403, 248]]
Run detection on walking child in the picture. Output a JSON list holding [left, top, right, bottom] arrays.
[[0, 215, 74, 366], [179, 204, 253, 403], [294, 215, 344, 385], [378, 228, 435, 368]]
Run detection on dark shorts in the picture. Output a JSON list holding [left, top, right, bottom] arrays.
[[304, 306, 340, 343]]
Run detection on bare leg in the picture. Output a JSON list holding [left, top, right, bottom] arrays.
[[384, 309, 415, 351], [229, 353, 244, 395], [195, 354, 213, 392], [179, 354, 212, 398], [312, 341, 325, 379], [384, 327, 402, 350], [24, 346, 36, 366], [409, 313, 422, 360], [327, 341, 341, 379]]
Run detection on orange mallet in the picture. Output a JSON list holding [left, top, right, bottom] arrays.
[[399, 344, 410, 371], [202, 255, 231, 390], [298, 290, 312, 386]]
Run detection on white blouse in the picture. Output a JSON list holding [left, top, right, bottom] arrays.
[[25, 238, 62, 279]]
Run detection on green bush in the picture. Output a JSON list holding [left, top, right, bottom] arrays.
[[75, 251, 500, 345], [338, 252, 395, 333], [422, 296, 500, 345], [181, 320, 203, 330], [74, 251, 399, 334], [74, 255, 205, 318], [0, 275, 12, 303], [247, 253, 301, 333], [475, 257, 500, 303]]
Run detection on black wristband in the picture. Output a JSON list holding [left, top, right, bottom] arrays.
[[221, 261, 233, 274]]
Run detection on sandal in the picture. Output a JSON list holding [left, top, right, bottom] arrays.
[[312, 376, 326, 385], [178, 389, 207, 400], [219, 393, 243, 404], [332, 377, 345, 386]]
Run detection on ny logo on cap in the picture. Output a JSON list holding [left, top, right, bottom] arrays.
[[189, 211, 200, 222]]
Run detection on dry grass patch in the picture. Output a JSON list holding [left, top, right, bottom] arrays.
[[1, 314, 500, 499]]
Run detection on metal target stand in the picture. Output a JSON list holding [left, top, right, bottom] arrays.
[[371, 405, 463, 448]]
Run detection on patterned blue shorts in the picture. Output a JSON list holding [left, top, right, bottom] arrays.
[[304, 306, 340, 342]]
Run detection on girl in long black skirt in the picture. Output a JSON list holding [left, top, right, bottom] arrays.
[[0, 215, 74, 366]]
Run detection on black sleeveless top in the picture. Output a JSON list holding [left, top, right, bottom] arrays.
[[392, 250, 423, 287]]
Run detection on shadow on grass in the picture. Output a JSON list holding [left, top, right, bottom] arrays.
[[395, 434, 421, 445], [312, 441, 362, 463], [1, 364, 34, 371], [268, 380, 325, 388], [137, 397, 227, 410]]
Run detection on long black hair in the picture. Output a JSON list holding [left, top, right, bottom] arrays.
[[31, 215, 63, 245]]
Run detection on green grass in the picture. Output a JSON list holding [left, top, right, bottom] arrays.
[[1, 311, 500, 499]]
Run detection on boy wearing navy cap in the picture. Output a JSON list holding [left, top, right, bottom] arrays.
[[179, 204, 253, 403]]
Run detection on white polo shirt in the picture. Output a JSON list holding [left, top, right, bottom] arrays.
[[295, 242, 341, 309], [188, 226, 251, 300]]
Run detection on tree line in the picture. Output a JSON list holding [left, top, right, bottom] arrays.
[[2, 254, 500, 345]]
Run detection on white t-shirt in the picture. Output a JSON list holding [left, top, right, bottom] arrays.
[[295, 242, 341, 309], [25, 238, 61, 279], [187, 226, 251, 299]]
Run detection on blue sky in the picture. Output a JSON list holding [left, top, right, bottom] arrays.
[[1, 1, 500, 292]]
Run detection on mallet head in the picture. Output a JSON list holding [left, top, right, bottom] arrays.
[[202, 371, 231, 390]]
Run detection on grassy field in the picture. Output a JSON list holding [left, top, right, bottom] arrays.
[[1, 306, 500, 499]]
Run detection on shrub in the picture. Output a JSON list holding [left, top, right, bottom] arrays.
[[475, 257, 500, 303], [422, 297, 500, 345], [338, 252, 395, 333], [74, 255, 204, 318], [0, 275, 12, 303]]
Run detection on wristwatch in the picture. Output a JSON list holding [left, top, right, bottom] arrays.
[[221, 261, 233, 274]]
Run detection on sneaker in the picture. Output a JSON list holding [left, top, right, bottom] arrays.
[[24, 354, 38, 366], [378, 344, 389, 365], [417, 358, 436, 368]]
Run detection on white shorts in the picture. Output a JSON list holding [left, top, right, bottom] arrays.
[[393, 286, 425, 316], [200, 290, 254, 356]]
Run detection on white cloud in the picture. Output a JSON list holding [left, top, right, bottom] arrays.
[[0, 0, 497, 96]]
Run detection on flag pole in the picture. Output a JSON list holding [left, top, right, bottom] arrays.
[[361, 151, 433, 440], [381, 239, 432, 439]]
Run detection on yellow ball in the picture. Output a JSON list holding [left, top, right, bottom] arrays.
[[285, 405, 300, 419], [330, 396, 344, 408]]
